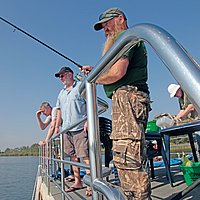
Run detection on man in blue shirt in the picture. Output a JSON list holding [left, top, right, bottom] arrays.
[[54, 67, 90, 194]]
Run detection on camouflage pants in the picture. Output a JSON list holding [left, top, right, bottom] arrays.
[[110, 86, 151, 200]]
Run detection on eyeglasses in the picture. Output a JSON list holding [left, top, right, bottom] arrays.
[[59, 74, 65, 78]]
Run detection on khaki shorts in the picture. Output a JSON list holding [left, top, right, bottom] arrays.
[[64, 129, 89, 158]]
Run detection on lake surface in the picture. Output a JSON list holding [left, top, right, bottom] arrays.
[[0, 156, 38, 200]]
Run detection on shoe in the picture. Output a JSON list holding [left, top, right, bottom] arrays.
[[85, 187, 92, 196], [65, 186, 83, 192], [64, 175, 75, 182]]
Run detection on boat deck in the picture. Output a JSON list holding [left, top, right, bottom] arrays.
[[37, 165, 200, 200]]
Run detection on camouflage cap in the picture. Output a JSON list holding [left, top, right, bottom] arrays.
[[94, 7, 127, 31]]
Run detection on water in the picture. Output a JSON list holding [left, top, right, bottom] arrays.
[[0, 156, 38, 200]]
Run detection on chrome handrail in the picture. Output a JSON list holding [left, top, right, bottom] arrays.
[[79, 23, 200, 200], [80, 23, 200, 112]]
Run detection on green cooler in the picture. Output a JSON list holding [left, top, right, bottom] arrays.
[[146, 120, 160, 132]]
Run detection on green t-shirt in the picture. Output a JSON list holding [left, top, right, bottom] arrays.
[[178, 92, 190, 110], [103, 33, 149, 98], [179, 91, 198, 119]]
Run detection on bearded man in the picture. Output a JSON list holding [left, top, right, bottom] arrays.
[[81, 8, 151, 200]]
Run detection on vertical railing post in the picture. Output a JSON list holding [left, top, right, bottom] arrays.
[[60, 133, 65, 200], [47, 142, 52, 196], [46, 143, 50, 195], [52, 140, 57, 179], [42, 145, 45, 177], [50, 140, 54, 178], [38, 146, 41, 175], [49, 141, 53, 178], [86, 81, 103, 200]]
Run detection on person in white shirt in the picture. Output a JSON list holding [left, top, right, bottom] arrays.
[[36, 102, 60, 145]]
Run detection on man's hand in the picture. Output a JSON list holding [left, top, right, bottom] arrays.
[[36, 110, 42, 118], [44, 138, 49, 144], [54, 127, 60, 134], [84, 121, 88, 132], [174, 116, 179, 121], [80, 66, 93, 75], [38, 140, 45, 146]]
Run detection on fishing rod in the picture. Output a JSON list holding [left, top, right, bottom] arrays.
[[0, 16, 82, 68]]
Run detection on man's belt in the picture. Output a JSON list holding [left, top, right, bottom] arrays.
[[68, 129, 84, 136]]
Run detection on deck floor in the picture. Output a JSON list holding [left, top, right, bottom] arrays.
[[41, 165, 200, 200]]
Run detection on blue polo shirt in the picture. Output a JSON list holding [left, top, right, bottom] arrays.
[[56, 81, 86, 131]]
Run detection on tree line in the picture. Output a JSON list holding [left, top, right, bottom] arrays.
[[0, 143, 39, 156], [0, 136, 191, 157]]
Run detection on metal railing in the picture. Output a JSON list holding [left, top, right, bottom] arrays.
[[79, 23, 200, 199], [36, 96, 124, 200], [35, 23, 200, 200]]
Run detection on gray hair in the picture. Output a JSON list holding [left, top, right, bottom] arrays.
[[39, 102, 51, 109]]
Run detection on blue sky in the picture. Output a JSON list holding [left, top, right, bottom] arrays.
[[0, 1, 200, 151]]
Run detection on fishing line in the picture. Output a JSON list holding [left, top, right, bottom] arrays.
[[0, 16, 82, 68]]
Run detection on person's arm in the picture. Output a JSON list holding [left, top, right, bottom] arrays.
[[36, 110, 50, 130], [81, 57, 129, 84], [45, 107, 63, 142], [54, 109, 62, 134], [97, 57, 129, 84], [44, 119, 57, 143], [175, 104, 195, 120]]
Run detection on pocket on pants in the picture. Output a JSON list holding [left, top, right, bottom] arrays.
[[112, 139, 143, 170]]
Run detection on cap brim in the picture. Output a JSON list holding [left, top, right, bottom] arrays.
[[55, 73, 60, 77], [94, 17, 114, 31]]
